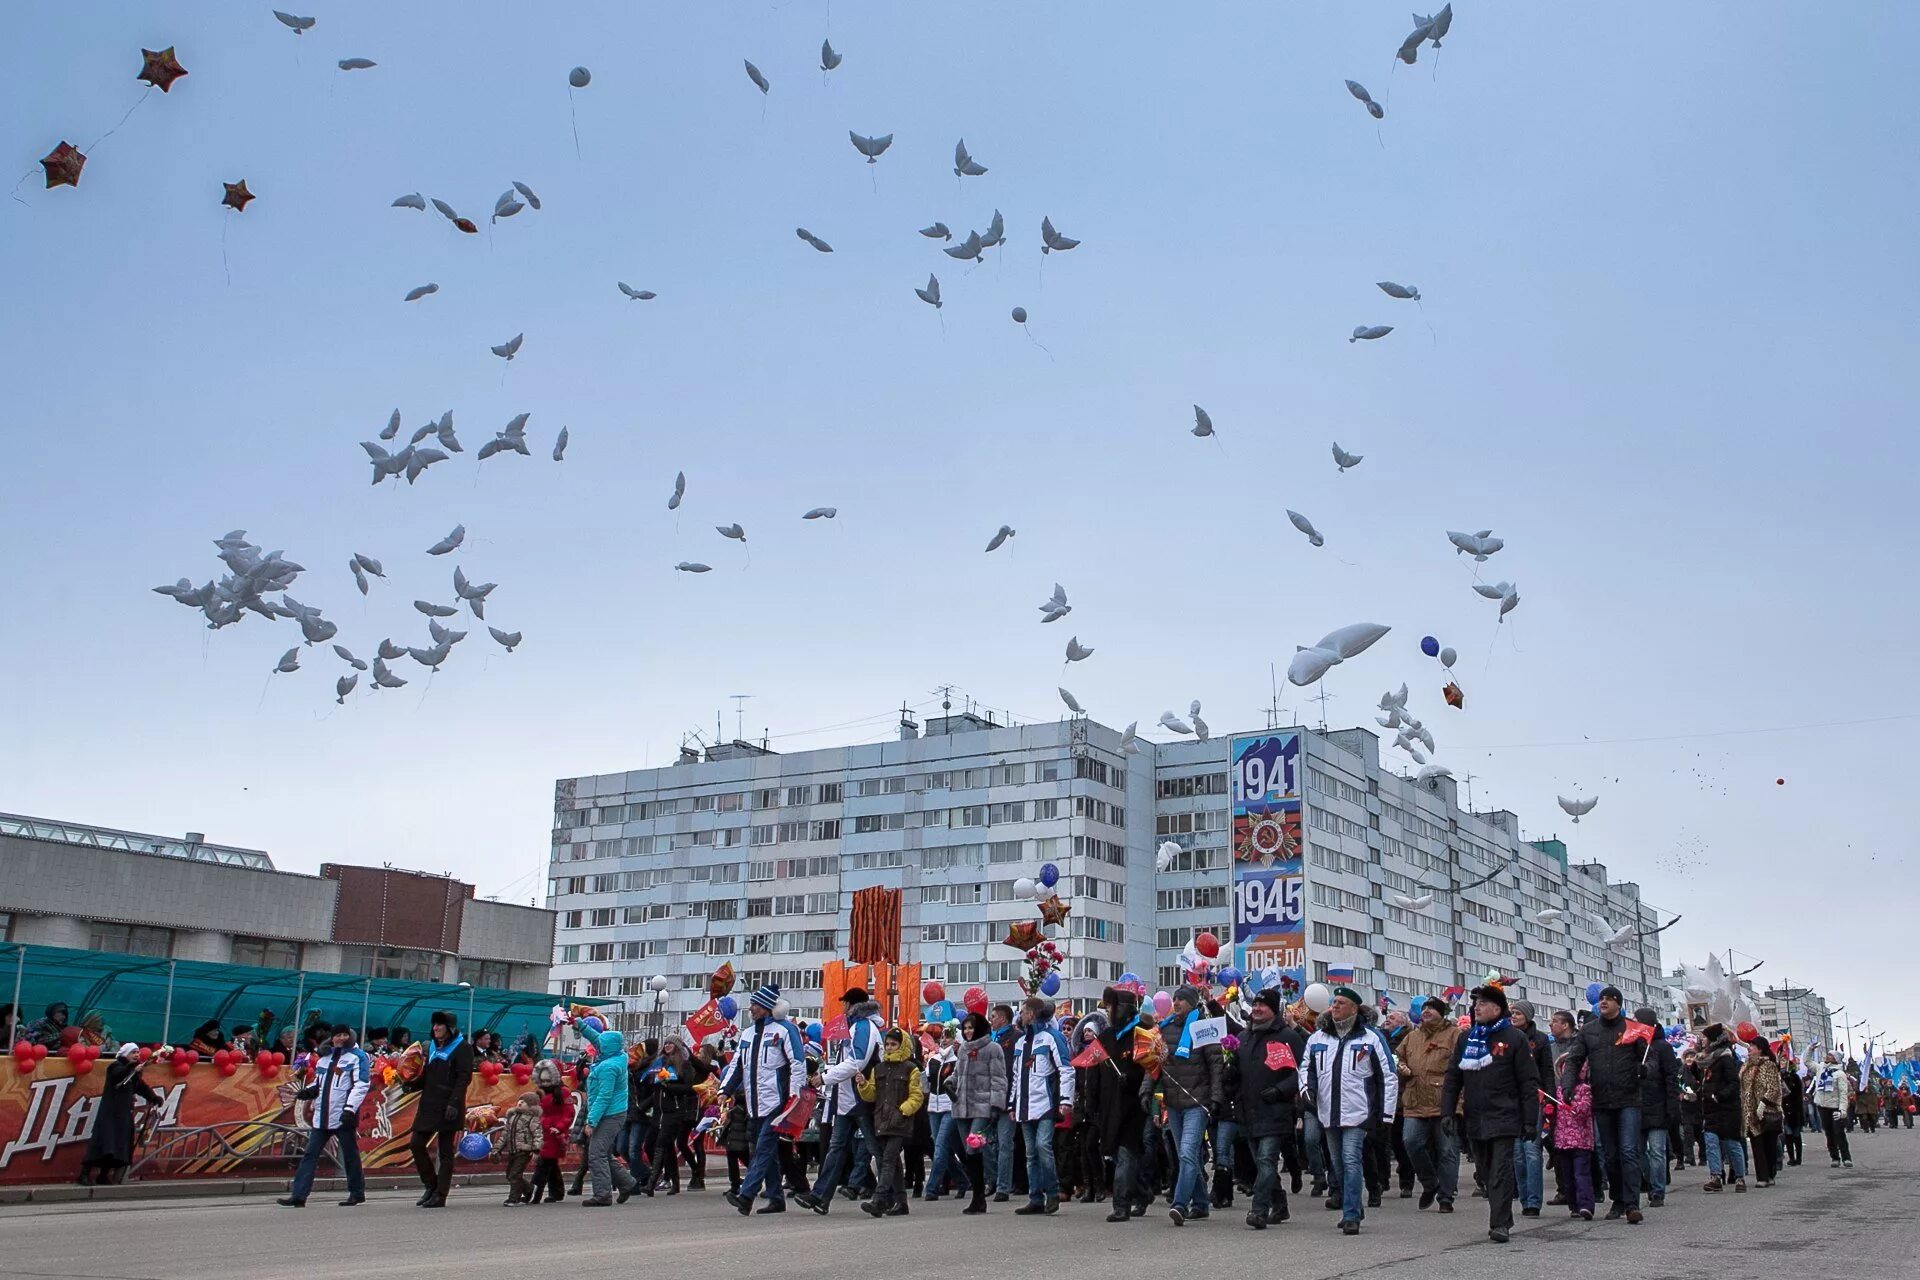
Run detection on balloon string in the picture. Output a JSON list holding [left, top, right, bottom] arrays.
[[1416, 298, 1437, 344], [8, 169, 34, 207], [256, 672, 274, 712], [568, 90, 581, 161], [85, 87, 152, 153], [221, 214, 232, 287], [1022, 326, 1055, 362]]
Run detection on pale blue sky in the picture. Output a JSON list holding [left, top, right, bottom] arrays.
[[4, 4, 1915, 1047]]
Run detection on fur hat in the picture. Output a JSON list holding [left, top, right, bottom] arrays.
[[430, 1009, 457, 1031], [839, 987, 870, 1005], [1471, 984, 1510, 1017]]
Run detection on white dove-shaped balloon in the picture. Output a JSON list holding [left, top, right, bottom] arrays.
[[426, 525, 465, 556], [491, 332, 524, 360], [274, 647, 301, 674], [1119, 722, 1139, 755], [1350, 325, 1393, 343], [1040, 216, 1079, 253], [1377, 281, 1420, 300], [1038, 583, 1070, 622], [743, 60, 769, 94], [1332, 443, 1363, 472], [915, 275, 942, 308], [675, 562, 712, 574], [1393, 893, 1436, 912], [716, 523, 746, 542], [391, 193, 425, 211], [333, 645, 368, 672], [1156, 841, 1181, 872], [335, 673, 358, 703], [1065, 637, 1093, 663], [668, 471, 685, 510], [513, 181, 540, 211], [1059, 687, 1084, 715], [953, 139, 987, 177], [1287, 510, 1324, 547], [1158, 712, 1193, 735], [849, 132, 893, 163], [489, 627, 522, 652], [1557, 795, 1598, 822], [617, 282, 657, 300], [919, 222, 952, 241], [273, 11, 315, 33], [820, 40, 841, 71], [796, 228, 833, 253], [802, 507, 836, 520], [985, 525, 1015, 552], [1192, 406, 1215, 438]]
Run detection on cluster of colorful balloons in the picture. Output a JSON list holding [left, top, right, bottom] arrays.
[[1419, 634, 1458, 668]]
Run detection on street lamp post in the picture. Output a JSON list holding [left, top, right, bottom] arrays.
[[647, 975, 669, 1043], [459, 981, 474, 1034]]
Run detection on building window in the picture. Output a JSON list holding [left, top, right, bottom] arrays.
[[87, 921, 174, 958], [232, 936, 301, 969], [343, 945, 444, 983]]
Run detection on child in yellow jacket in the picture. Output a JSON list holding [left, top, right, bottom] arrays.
[[857, 1028, 925, 1217]]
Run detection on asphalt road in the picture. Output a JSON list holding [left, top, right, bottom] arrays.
[[4, 1133, 1916, 1280]]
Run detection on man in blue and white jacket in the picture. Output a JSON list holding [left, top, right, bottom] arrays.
[[1007, 996, 1074, 1216], [278, 1024, 371, 1208], [1303, 987, 1400, 1235], [721, 984, 806, 1216], [795, 988, 884, 1214]]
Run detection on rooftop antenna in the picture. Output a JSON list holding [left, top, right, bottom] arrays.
[[1462, 771, 1477, 810], [1265, 663, 1282, 729], [730, 694, 753, 741], [931, 683, 957, 715], [1312, 684, 1333, 732]]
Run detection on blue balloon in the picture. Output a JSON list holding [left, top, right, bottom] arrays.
[[1118, 971, 1140, 987], [926, 1000, 956, 1022], [1420, 635, 1439, 657], [456, 1131, 493, 1161], [1038, 862, 1059, 888], [1218, 966, 1244, 989], [1039, 972, 1061, 997], [578, 1015, 605, 1035], [805, 1022, 823, 1045], [1585, 982, 1604, 1006], [716, 995, 738, 1020]]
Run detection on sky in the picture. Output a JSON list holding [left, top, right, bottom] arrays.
[[4, 3, 1915, 1050]]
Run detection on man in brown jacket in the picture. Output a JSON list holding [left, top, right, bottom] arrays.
[[1396, 995, 1462, 1211]]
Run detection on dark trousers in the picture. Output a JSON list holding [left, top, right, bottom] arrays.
[[1752, 1129, 1781, 1182], [1390, 1114, 1414, 1191], [408, 1127, 455, 1199], [1363, 1124, 1391, 1194], [1111, 1144, 1140, 1210], [1819, 1107, 1852, 1162], [1472, 1136, 1517, 1231], [291, 1124, 363, 1203], [531, 1155, 565, 1201], [1784, 1125, 1803, 1164], [1250, 1134, 1290, 1217], [1554, 1147, 1593, 1214], [504, 1152, 533, 1201], [813, 1105, 879, 1199], [874, 1134, 908, 1208], [1592, 1106, 1642, 1210], [648, 1118, 690, 1191]]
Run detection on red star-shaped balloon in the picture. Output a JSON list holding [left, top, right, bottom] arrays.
[[222, 179, 254, 212], [41, 141, 86, 189], [138, 46, 187, 92]]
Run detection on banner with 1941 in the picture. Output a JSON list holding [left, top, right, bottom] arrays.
[[1230, 733, 1305, 1004]]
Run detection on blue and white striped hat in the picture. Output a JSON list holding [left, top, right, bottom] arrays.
[[751, 983, 781, 1012]]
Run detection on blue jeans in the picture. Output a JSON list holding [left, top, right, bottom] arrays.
[[1402, 1115, 1459, 1203], [1212, 1117, 1239, 1190], [928, 1111, 972, 1195], [1328, 1125, 1369, 1222], [1250, 1134, 1288, 1217], [1167, 1105, 1211, 1211], [1704, 1132, 1747, 1181], [1018, 1117, 1057, 1203], [1593, 1107, 1642, 1210], [1514, 1132, 1544, 1209], [1303, 1111, 1328, 1184], [621, 1118, 649, 1175], [990, 1111, 1016, 1193], [738, 1115, 785, 1205], [811, 1105, 878, 1200], [290, 1124, 362, 1203], [1642, 1127, 1669, 1198]]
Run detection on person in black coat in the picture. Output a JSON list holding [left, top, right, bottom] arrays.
[[1233, 989, 1303, 1230], [1092, 986, 1148, 1222], [1633, 1008, 1683, 1206], [404, 1009, 475, 1207], [1781, 1064, 1806, 1166], [80, 1044, 161, 1185], [1441, 985, 1539, 1245], [1698, 1024, 1747, 1190]]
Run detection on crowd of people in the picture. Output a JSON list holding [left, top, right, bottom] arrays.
[[11, 981, 1912, 1241]]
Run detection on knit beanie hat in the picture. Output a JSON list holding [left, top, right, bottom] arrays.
[[751, 983, 780, 1012], [1173, 985, 1203, 1009]]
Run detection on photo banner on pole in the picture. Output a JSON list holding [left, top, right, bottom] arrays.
[[1230, 733, 1305, 1006]]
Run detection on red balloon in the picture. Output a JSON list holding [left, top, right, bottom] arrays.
[[1193, 931, 1221, 959], [921, 981, 946, 1005], [511, 1062, 533, 1084], [479, 1061, 503, 1084], [59, 1025, 82, 1047], [1736, 1021, 1759, 1043], [1775, 778, 1785, 786], [66, 1044, 96, 1075], [136, 1047, 153, 1064], [963, 986, 989, 1016]]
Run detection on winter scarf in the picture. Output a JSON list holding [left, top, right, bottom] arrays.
[[1171, 1010, 1196, 1060], [428, 1032, 466, 1064], [1458, 1017, 1510, 1072]]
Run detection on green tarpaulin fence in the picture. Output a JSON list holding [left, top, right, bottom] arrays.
[[2, 943, 611, 1052]]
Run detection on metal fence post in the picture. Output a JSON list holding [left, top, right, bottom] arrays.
[[161, 960, 176, 1044]]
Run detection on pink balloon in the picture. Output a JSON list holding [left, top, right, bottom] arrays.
[[1152, 991, 1173, 1018]]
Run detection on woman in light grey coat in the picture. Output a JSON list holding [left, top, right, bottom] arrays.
[[952, 1012, 1010, 1213]]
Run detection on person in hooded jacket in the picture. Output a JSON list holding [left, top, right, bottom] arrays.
[[857, 1027, 927, 1217], [404, 1010, 475, 1208], [1810, 1054, 1854, 1166], [1556, 985, 1644, 1222], [1007, 995, 1074, 1216], [532, 1059, 572, 1204], [1092, 986, 1149, 1223], [1699, 1023, 1748, 1192], [582, 1028, 639, 1206], [1633, 1008, 1683, 1208], [1233, 988, 1302, 1230], [1158, 984, 1225, 1225], [720, 983, 806, 1215], [951, 1010, 1009, 1214], [278, 1024, 371, 1208], [622, 1037, 658, 1191], [1302, 986, 1400, 1236], [1441, 984, 1539, 1245]]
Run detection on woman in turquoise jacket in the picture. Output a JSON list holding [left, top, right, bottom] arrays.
[[583, 1030, 639, 1205]]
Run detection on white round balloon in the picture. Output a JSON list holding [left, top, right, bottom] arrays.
[[1303, 982, 1333, 1014], [1013, 877, 1037, 899]]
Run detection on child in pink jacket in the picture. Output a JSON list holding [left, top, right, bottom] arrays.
[[1551, 1063, 1595, 1219]]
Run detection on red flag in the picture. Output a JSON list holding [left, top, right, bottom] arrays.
[[1071, 1040, 1109, 1069], [820, 1013, 849, 1044], [683, 999, 730, 1045], [1617, 1020, 1655, 1047]]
